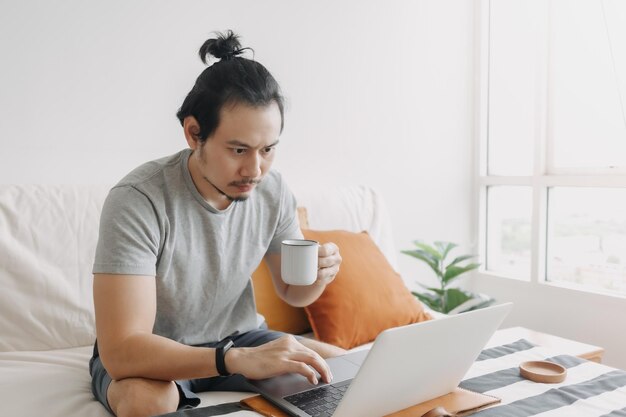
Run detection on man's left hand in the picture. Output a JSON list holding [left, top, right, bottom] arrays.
[[315, 242, 341, 286]]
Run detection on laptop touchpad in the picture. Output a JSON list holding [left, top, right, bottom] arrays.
[[339, 349, 370, 367]]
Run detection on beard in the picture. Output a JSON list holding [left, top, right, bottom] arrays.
[[195, 146, 261, 203], [202, 176, 261, 202]]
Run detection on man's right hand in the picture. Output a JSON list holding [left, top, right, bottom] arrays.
[[225, 335, 333, 385]]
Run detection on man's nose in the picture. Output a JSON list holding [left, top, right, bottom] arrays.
[[241, 152, 262, 178]]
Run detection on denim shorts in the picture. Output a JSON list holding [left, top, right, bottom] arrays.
[[89, 325, 293, 414]]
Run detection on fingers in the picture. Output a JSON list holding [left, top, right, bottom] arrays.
[[318, 255, 341, 269], [317, 243, 342, 284], [318, 242, 339, 257], [289, 360, 320, 385], [241, 336, 333, 385], [316, 264, 340, 285], [318, 242, 341, 269], [277, 336, 332, 384], [283, 337, 333, 384], [289, 349, 333, 384]]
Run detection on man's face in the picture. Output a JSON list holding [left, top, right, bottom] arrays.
[[186, 101, 282, 210]]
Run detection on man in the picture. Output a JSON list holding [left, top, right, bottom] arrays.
[[90, 31, 344, 417]]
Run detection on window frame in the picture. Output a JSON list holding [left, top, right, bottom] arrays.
[[474, 0, 626, 298]]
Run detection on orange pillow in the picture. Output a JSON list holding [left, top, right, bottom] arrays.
[[302, 229, 432, 349], [252, 260, 311, 335]]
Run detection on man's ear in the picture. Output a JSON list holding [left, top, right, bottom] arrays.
[[183, 116, 202, 150]]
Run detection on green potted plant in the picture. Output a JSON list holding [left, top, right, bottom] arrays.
[[401, 241, 494, 314]]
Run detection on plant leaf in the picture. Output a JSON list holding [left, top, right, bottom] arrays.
[[415, 282, 445, 296], [446, 292, 496, 314], [401, 249, 442, 278], [412, 285, 445, 297], [412, 291, 443, 312], [434, 241, 458, 261], [412, 241, 442, 261], [442, 288, 473, 313], [401, 249, 437, 266], [465, 299, 495, 312], [446, 254, 477, 268], [425, 287, 445, 296], [443, 263, 481, 283]]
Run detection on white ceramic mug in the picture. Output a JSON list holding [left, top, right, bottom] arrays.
[[281, 239, 319, 286]]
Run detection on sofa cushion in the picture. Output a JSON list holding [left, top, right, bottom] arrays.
[[294, 185, 398, 271], [0, 185, 109, 352], [302, 230, 432, 349]]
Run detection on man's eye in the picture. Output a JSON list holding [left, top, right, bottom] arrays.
[[233, 148, 246, 155], [263, 147, 274, 154]]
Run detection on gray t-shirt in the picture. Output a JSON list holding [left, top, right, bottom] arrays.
[[93, 149, 301, 345]]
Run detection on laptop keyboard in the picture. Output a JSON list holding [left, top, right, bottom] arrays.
[[284, 379, 352, 417]]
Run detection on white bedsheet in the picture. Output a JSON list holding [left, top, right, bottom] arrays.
[[0, 345, 264, 417]]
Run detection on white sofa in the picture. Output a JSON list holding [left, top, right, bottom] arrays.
[[0, 183, 399, 417]]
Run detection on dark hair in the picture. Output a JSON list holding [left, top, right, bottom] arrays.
[[176, 30, 284, 142]]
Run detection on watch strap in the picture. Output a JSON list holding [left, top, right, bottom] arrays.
[[216, 339, 234, 376]]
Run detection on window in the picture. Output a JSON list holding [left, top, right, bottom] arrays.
[[547, 187, 626, 292], [485, 186, 532, 279], [478, 0, 626, 296]]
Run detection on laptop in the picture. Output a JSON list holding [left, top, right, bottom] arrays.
[[248, 302, 512, 417]]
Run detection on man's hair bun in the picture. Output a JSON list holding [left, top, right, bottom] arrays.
[[199, 30, 249, 64], [178, 29, 284, 141]]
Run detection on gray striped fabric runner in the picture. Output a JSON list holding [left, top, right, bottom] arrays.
[[459, 339, 626, 416]]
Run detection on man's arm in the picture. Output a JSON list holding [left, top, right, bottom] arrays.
[[93, 274, 331, 384], [266, 242, 342, 307], [93, 274, 216, 381]]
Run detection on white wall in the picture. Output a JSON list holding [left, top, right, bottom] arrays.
[[0, 0, 475, 288]]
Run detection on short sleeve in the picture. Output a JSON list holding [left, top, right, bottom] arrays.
[[267, 179, 303, 253], [92, 186, 160, 276]]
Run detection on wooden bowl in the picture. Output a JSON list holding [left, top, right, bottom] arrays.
[[519, 360, 567, 383]]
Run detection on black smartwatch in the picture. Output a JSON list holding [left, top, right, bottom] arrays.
[[216, 339, 235, 376]]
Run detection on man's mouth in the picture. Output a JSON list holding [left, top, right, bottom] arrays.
[[236, 184, 253, 192], [230, 179, 261, 192]]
